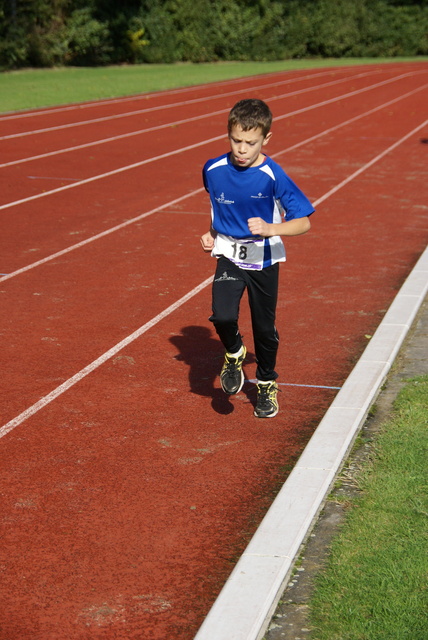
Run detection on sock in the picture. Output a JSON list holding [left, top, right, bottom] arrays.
[[229, 346, 244, 358]]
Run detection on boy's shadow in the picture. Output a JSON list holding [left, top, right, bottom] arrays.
[[170, 326, 256, 415]]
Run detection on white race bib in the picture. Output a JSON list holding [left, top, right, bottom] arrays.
[[213, 234, 266, 270]]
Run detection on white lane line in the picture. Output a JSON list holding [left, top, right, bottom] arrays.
[[273, 83, 427, 158], [0, 188, 205, 282], [0, 69, 381, 141], [313, 118, 428, 208], [1, 90, 426, 284], [0, 110, 227, 168], [0, 67, 344, 121], [0, 276, 213, 439], [1, 72, 425, 211], [1, 118, 424, 436], [0, 133, 224, 212]]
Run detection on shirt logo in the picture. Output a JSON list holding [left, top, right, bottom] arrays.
[[215, 192, 234, 205], [251, 192, 269, 199]]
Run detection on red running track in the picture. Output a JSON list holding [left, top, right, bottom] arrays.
[[1, 62, 427, 639]]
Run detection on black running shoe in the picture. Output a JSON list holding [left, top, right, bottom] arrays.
[[254, 381, 279, 418], [220, 347, 247, 395]]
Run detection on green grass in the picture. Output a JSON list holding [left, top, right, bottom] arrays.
[[1, 57, 427, 113], [309, 375, 428, 640]]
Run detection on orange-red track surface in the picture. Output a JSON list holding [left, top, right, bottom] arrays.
[[1, 62, 427, 639]]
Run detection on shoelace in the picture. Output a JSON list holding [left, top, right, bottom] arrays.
[[257, 384, 279, 406], [224, 355, 240, 372]]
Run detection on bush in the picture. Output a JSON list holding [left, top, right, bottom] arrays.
[[306, 0, 362, 57], [0, 0, 427, 70], [0, 29, 28, 68], [27, 18, 69, 67], [138, 2, 180, 63], [65, 8, 112, 66]]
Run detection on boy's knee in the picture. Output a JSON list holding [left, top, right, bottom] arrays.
[[209, 313, 237, 327]]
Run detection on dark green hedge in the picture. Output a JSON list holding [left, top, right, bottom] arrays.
[[1, 0, 427, 69]]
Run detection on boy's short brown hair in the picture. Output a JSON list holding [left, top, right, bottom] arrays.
[[228, 99, 272, 138]]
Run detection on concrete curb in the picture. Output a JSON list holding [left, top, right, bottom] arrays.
[[194, 245, 428, 640]]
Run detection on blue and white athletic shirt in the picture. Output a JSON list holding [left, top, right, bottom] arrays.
[[203, 153, 314, 270]]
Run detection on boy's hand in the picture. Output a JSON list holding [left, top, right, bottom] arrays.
[[248, 217, 271, 237], [200, 230, 215, 252]]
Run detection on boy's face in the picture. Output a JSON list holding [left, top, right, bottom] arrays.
[[228, 125, 272, 169]]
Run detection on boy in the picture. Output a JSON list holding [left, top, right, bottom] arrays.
[[201, 99, 314, 418]]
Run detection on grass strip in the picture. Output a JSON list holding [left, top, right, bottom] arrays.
[[309, 375, 428, 640], [1, 57, 427, 113]]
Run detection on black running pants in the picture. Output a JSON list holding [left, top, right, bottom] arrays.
[[209, 256, 279, 382]]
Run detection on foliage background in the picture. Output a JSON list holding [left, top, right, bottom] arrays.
[[1, 0, 427, 70]]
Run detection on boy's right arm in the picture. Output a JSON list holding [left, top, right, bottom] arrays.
[[200, 228, 216, 252]]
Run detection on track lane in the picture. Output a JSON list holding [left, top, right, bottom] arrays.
[[1, 86, 426, 410], [0, 71, 426, 175], [0, 71, 399, 206], [1, 111, 426, 427], [0, 293, 334, 640], [1, 67, 425, 196], [1, 76, 426, 273]]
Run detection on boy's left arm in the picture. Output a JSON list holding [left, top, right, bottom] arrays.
[[248, 216, 311, 237]]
